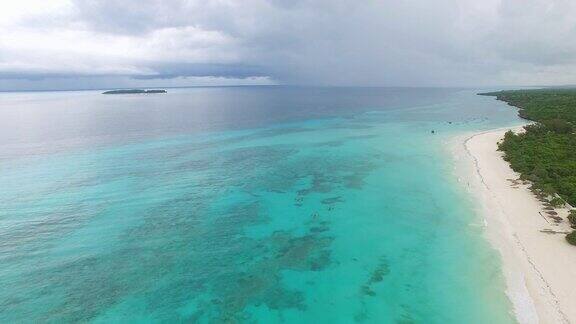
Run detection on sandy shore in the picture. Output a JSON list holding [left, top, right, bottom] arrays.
[[452, 127, 576, 324]]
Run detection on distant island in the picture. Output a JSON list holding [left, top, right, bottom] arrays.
[[102, 89, 167, 94]]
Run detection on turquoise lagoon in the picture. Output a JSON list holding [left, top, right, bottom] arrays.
[[0, 87, 523, 323]]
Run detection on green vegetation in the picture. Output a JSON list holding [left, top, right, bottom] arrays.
[[568, 210, 576, 228], [569, 211, 576, 243], [481, 89, 576, 206], [550, 197, 566, 208], [566, 231, 576, 246], [482, 89, 576, 123], [481, 89, 576, 244]]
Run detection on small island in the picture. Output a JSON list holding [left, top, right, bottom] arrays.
[[102, 89, 167, 94]]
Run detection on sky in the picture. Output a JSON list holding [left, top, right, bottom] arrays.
[[1, 0, 576, 90]]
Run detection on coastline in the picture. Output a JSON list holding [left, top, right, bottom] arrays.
[[451, 126, 576, 324]]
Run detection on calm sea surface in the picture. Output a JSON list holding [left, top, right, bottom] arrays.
[[0, 87, 522, 323]]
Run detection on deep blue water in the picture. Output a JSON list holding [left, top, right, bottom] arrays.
[[0, 87, 522, 323]]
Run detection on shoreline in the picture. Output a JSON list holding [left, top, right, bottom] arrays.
[[451, 126, 576, 324]]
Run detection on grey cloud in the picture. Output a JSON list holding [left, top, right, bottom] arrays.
[[72, 0, 192, 35], [488, 0, 576, 66], [132, 63, 270, 79], [2, 0, 576, 89]]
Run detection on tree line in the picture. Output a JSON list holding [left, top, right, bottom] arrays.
[[480, 89, 576, 244]]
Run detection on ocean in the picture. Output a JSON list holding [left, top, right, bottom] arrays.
[[0, 87, 523, 323]]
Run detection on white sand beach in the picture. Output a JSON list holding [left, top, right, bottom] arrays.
[[453, 127, 576, 324]]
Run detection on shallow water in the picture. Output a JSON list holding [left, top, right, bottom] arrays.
[[0, 87, 522, 323]]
